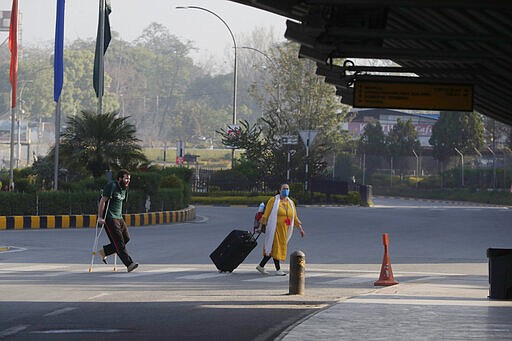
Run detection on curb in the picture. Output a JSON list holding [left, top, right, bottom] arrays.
[[373, 195, 509, 207], [0, 206, 196, 230]]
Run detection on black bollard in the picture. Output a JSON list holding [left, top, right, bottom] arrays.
[[289, 250, 305, 295]]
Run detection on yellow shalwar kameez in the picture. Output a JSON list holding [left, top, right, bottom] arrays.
[[260, 196, 302, 261]]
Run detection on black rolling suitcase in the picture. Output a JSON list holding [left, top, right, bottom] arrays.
[[210, 229, 261, 272]]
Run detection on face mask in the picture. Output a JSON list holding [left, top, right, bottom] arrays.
[[281, 189, 290, 197]]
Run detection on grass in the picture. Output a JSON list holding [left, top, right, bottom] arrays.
[[144, 148, 233, 169]]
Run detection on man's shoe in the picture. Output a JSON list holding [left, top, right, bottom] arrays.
[[98, 248, 107, 264], [256, 265, 269, 275], [127, 262, 139, 273], [275, 270, 286, 276]]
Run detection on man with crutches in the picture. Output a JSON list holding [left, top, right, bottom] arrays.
[[96, 169, 138, 272]]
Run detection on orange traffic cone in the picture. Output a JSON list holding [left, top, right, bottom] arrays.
[[374, 233, 398, 286]]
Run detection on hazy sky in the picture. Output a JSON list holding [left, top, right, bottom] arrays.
[[0, 0, 288, 67]]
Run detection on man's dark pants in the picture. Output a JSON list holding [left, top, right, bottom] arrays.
[[103, 217, 134, 267]]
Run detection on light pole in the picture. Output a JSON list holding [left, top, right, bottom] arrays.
[[238, 45, 288, 179], [454, 147, 464, 187], [412, 148, 419, 188], [17, 80, 33, 168], [487, 146, 496, 188], [474, 147, 482, 188], [238, 45, 280, 111], [176, 6, 237, 167]]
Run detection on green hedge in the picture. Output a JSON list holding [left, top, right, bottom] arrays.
[[125, 188, 185, 213], [0, 188, 188, 216], [192, 191, 275, 197], [191, 195, 270, 206], [0, 167, 193, 216], [191, 191, 361, 206]]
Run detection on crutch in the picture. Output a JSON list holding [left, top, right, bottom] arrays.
[[89, 196, 118, 272]]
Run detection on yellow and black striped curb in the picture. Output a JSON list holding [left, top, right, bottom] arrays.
[[0, 206, 196, 230]]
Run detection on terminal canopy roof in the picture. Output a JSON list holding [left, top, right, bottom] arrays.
[[229, 0, 512, 125]]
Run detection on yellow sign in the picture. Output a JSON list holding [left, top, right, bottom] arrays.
[[353, 80, 473, 111]]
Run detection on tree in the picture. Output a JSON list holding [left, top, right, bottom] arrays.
[[246, 41, 350, 182], [0, 25, 288, 156], [482, 116, 509, 149], [217, 120, 273, 185], [359, 121, 387, 154], [2, 26, 357, 167], [387, 118, 420, 176], [19, 44, 120, 121], [359, 121, 387, 176], [429, 111, 484, 165], [59, 111, 148, 179]]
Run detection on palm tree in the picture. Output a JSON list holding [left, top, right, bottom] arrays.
[[59, 111, 148, 178]]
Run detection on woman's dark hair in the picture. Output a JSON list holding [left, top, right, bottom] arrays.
[[117, 169, 130, 180], [277, 183, 289, 194]]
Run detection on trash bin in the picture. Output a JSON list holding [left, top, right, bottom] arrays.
[[486, 248, 512, 299]]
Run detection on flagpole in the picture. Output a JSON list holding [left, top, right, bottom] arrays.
[[8, 0, 18, 192], [54, 99, 61, 191], [97, 0, 105, 115], [54, 0, 65, 191], [9, 100, 15, 191]]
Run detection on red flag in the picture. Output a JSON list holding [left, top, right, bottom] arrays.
[[8, 0, 18, 108]]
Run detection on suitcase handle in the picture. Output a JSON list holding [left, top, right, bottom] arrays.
[[252, 229, 262, 241]]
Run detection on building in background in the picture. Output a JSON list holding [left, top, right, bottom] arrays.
[[343, 108, 439, 147]]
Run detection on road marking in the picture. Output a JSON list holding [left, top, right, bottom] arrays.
[[44, 307, 78, 317], [36, 272, 74, 277], [405, 276, 446, 283], [308, 269, 466, 277], [0, 246, 26, 254], [0, 264, 67, 272], [177, 273, 227, 280], [324, 274, 376, 285], [30, 329, 125, 334], [200, 303, 328, 309], [305, 272, 336, 278], [0, 325, 29, 338], [87, 293, 109, 300], [245, 275, 289, 282], [104, 267, 195, 278]]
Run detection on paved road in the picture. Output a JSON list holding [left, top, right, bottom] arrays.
[[0, 197, 511, 340]]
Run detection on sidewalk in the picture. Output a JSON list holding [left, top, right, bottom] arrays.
[[278, 266, 512, 340]]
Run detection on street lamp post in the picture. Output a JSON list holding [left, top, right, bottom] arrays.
[[454, 147, 464, 187], [176, 6, 237, 167], [238, 45, 288, 179], [238, 46, 280, 111], [487, 146, 496, 188], [412, 149, 419, 188], [17, 80, 33, 168]]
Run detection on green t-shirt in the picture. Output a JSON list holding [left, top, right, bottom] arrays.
[[102, 180, 127, 219]]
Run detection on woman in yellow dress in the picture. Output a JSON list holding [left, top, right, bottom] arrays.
[[256, 184, 305, 276]]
